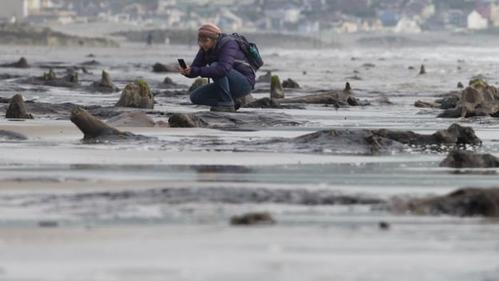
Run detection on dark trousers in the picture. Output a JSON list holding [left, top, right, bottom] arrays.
[[190, 68, 252, 107]]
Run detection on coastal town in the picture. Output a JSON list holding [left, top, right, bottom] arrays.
[[1, 0, 499, 34]]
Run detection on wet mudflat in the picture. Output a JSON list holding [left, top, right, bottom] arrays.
[[1, 43, 499, 281]]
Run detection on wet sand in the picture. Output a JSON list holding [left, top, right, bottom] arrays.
[[1, 42, 499, 280]]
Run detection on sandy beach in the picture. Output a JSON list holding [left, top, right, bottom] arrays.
[[1, 40, 499, 280]]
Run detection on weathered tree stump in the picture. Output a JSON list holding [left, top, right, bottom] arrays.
[[0, 57, 29, 68], [270, 75, 284, 99], [115, 80, 154, 109], [70, 107, 128, 140], [189, 78, 209, 93], [91, 70, 120, 93], [6, 94, 33, 119], [419, 64, 426, 75], [440, 150, 499, 168], [282, 78, 300, 89]]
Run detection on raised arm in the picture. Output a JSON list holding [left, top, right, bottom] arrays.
[[185, 49, 206, 78], [190, 40, 238, 79]]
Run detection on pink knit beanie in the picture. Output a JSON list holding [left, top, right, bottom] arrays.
[[198, 23, 222, 38]]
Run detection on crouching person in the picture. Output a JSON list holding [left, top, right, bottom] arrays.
[[179, 24, 255, 112]]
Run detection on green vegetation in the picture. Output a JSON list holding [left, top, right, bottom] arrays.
[[135, 79, 152, 97]]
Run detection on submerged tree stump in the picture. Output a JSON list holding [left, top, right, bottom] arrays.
[[270, 75, 284, 99], [115, 80, 154, 109], [6, 94, 33, 119], [0, 57, 29, 68], [188, 78, 209, 93], [91, 70, 120, 93], [70, 107, 125, 140]]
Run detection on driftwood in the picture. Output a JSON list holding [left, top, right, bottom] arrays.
[[152, 62, 177, 73], [406, 188, 499, 217], [243, 97, 304, 109], [106, 111, 156, 127], [230, 212, 276, 226], [0, 130, 27, 140], [168, 111, 304, 129], [279, 83, 368, 107], [417, 79, 499, 118], [0, 57, 29, 68], [282, 78, 300, 89], [372, 123, 481, 147], [440, 150, 499, 168], [70, 107, 141, 141], [262, 123, 482, 155], [256, 71, 271, 83], [26, 69, 80, 88]]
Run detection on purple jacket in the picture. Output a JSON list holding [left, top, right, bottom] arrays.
[[187, 34, 256, 88]]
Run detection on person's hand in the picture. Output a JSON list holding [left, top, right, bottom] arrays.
[[179, 67, 191, 76]]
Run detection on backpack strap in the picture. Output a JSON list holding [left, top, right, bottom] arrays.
[[234, 59, 256, 75], [219, 33, 257, 74]]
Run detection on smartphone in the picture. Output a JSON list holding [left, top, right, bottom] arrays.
[[178, 58, 187, 69]]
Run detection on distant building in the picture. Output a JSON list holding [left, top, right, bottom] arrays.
[[447, 9, 467, 28], [403, 0, 435, 21], [26, 0, 41, 14], [0, 0, 27, 20], [336, 21, 359, 33], [216, 8, 243, 31], [490, 4, 499, 26], [40, 0, 55, 8], [394, 17, 422, 33], [333, 0, 373, 16], [475, 0, 492, 20], [467, 10, 488, 30], [263, 5, 302, 31], [303, 0, 326, 11], [297, 20, 320, 33], [378, 10, 399, 27], [163, 9, 184, 26], [360, 19, 384, 32], [333, 15, 362, 33], [157, 0, 176, 13]]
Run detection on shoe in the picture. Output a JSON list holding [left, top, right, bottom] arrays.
[[234, 95, 255, 110], [234, 100, 242, 111], [210, 105, 235, 113]]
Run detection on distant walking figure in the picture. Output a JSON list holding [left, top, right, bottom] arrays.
[[146, 32, 153, 46]]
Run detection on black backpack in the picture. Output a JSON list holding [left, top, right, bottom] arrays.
[[230, 33, 264, 72]]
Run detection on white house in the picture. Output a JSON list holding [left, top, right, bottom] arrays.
[[336, 21, 359, 33], [283, 8, 301, 23], [467, 10, 488, 30], [26, 0, 40, 12], [394, 17, 422, 33]]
